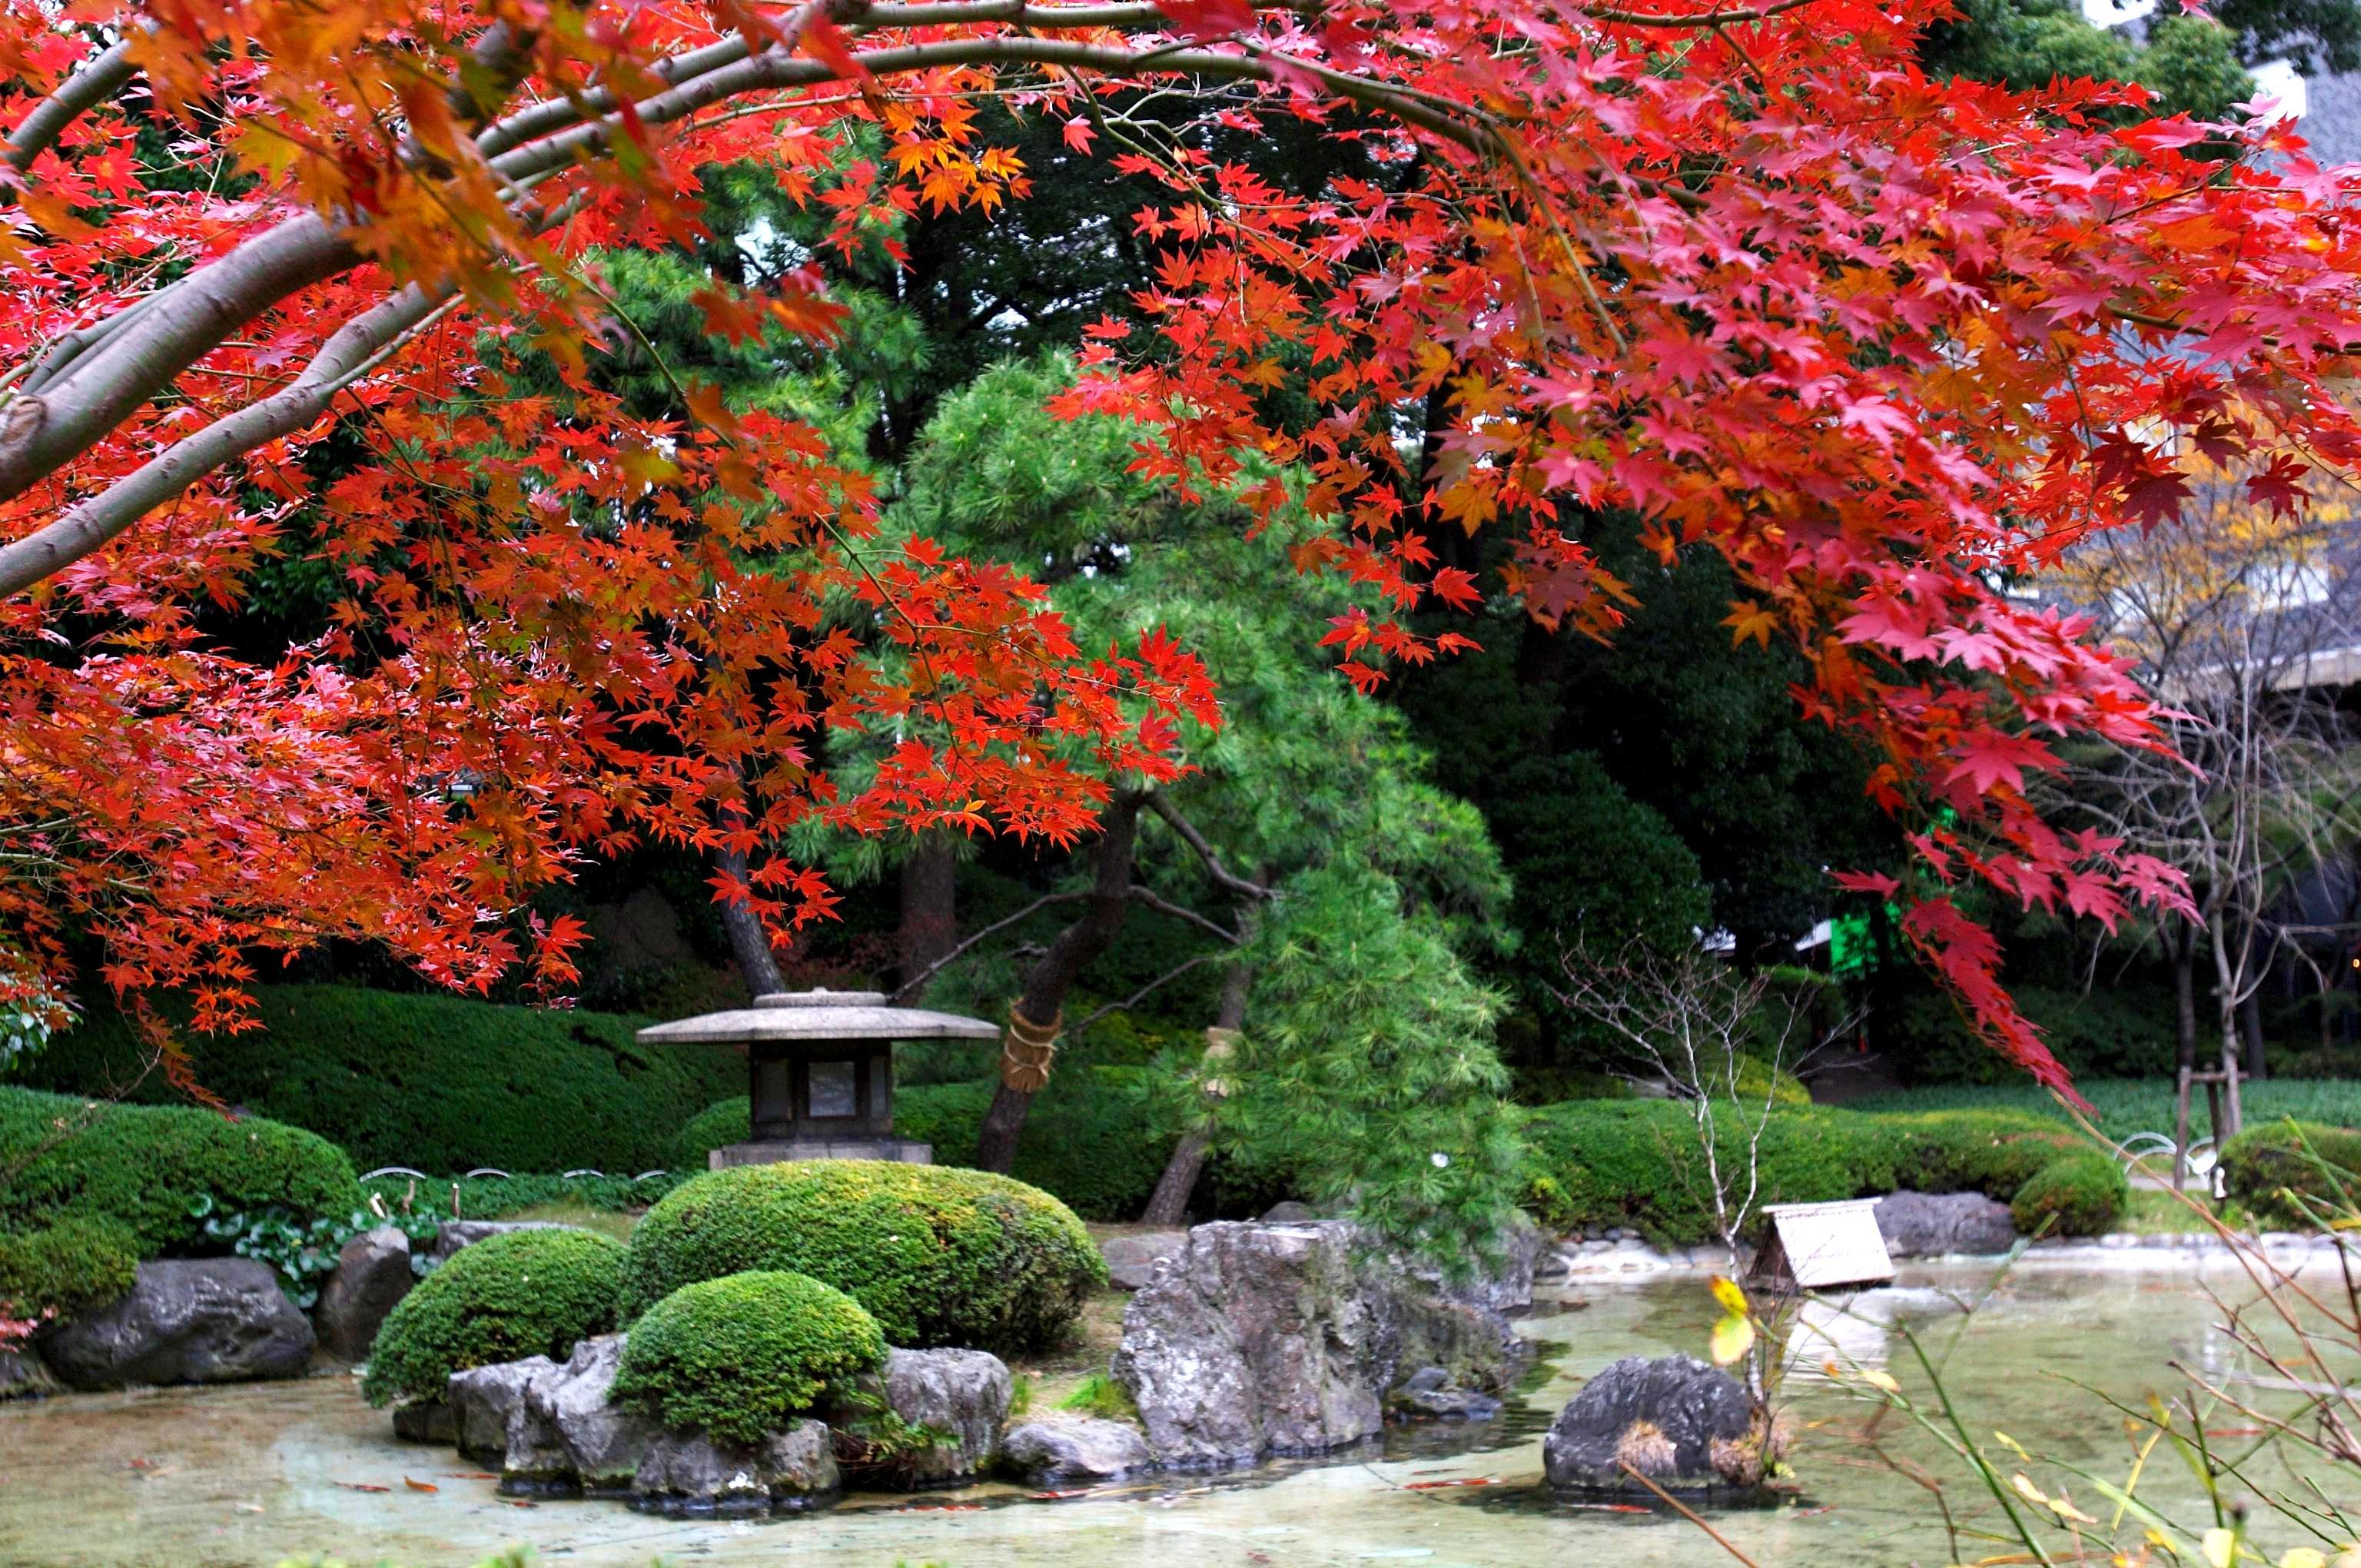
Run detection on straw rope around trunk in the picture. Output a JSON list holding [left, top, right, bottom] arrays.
[[998, 1005, 1063, 1093]]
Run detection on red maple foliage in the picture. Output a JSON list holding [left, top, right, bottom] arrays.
[[4, 0, 2356, 1098]]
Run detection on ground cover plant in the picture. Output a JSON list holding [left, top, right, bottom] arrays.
[[361, 1227, 628, 1408], [625, 1161, 1104, 1354], [1846, 1079, 2361, 1143]]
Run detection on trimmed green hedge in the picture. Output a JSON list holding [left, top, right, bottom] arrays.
[[2221, 1120, 2361, 1227], [672, 1067, 1178, 1222], [625, 1161, 1104, 1354], [0, 1085, 363, 1256], [2010, 1150, 2127, 1237], [1878, 1110, 2081, 1200], [0, 1215, 138, 1319], [613, 1271, 885, 1445], [362, 1227, 627, 1407], [21, 985, 738, 1173], [1519, 1099, 1899, 1244]]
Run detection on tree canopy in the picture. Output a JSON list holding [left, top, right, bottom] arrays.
[[7, 0, 2361, 1096]]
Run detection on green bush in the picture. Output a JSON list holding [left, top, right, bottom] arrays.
[[0, 1215, 138, 1318], [674, 1067, 1179, 1222], [611, 1271, 885, 1445], [360, 1170, 687, 1223], [1845, 1078, 2361, 1144], [360, 1227, 627, 1407], [20, 985, 738, 1173], [0, 1085, 363, 1255], [625, 1160, 1105, 1354], [1518, 1099, 1898, 1245], [2010, 1150, 2127, 1237], [2220, 1120, 2361, 1227], [1880, 1110, 2080, 1199]]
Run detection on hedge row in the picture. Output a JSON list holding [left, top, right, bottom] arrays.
[[1518, 1099, 2117, 1244], [19, 985, 738, 1173], [0, 1085, 362, 1255]]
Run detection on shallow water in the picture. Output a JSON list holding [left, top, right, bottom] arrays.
[[2, 1256, 2353, 1566]]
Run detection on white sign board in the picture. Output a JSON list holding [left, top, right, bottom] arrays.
[[1757, 1200, 1894, 1290]]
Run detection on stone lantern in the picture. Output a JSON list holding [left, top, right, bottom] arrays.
[[638, 988, 999, 1169]]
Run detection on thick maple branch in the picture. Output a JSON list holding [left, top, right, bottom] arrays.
[[0, 284, 447, 598], [4, 35, 140, 174]]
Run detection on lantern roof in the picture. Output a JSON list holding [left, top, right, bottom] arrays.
[[635, 988, 1001, 1046]]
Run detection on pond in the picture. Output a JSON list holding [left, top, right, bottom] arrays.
[[2, 1254, 2349, 1566]]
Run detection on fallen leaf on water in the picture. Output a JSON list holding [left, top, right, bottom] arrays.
[[2206, 1427, 2266, 1438], [1565, 1503, 1652, 1513], [402, 1477, 439, 1493], [126, 1457, 159, 1470], [501, 1499, 538, 1510], [1403, 1477, 1499, 1490], [333, 1482, 391, 1493], [1792, 1505, 1837, 1517], [234, 1503, 264, 1514], [1031, 1489, 1091, 1500], [443, 1471, 500, 1480]]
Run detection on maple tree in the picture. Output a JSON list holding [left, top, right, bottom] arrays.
[[4, 0, 2359, 1101]]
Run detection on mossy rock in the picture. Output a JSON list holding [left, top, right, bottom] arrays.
[[361, 1227, 626, 1407], [2220, 1119, 2361, 1227], [624, 1160, 1105, 1354], [613, 1270, 885, 1446], [2009, 1150, 2127, 1238]]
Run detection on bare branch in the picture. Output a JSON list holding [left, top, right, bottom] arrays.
[[1128, 883, 1244, 945], [1145, 793, 1274, 902], [886, 889, 1090, 1002]]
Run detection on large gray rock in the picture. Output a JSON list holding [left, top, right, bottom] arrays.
[[1875, 1190, 2017, 1258], [393, 1400, 453, 1443], [429, 1220, 583, 1264], [1100, 1231, 1189, 1292], [449, 1356, 554, 1461], [315, 1226, 413, 1360], [39, 1259, 314, 1390], [1542, 1354, 1762, 1492], [866, 1348, 1009, 1485], [1001, 1418, 1152, 1485], [503, 1335, 656, 1493], [1110, 1221, 1525, 1468], [631, 1420, 838, 1515]]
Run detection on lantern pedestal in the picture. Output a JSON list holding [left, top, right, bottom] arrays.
[[709, 1138, 932, 1170]]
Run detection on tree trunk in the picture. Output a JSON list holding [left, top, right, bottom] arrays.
[[2240, 988, 2267, 1081], [2173, 932, 2200, 1076], [975, 792, 1145, 1174], [1141, 964, 1254, 1226], [897, 835, 958, 1002], [716, 845, 785, 998]]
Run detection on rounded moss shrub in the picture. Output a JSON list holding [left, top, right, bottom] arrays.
[[0, 1085, 363, 1255], [673, 1068, 1179, 1222], [2220, 1119, 2361, 1227], [612, 1270, 885, 1445], [625, 1160, 1106, 1354], [2010, 1150, 2127, 1238], [361, 1227, 626, 1407], [0, 1215, 139, 1318]]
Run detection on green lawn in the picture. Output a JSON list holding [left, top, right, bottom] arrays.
[[1845, 1078, 2361, 1143]]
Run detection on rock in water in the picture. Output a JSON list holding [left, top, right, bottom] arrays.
[[503, 1335, 656, 1493], [1099, 1231, 1188, 1291], [631, 1420, 838, 1515], [1874, 1191, 2017, 1258], [1542, 1354, 1761, 1492], [1111, 1220, 1525, 1468], [1388, 1364, 1503, 1422], [1001, 1418, 1153, 1484], [448, 1356, 554, 1460], [393, 1400, 454, 1443], [864, 1348, 1010, 1485], [315, 1226, 413, 1360], [40, 1259, 314, 1390]]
